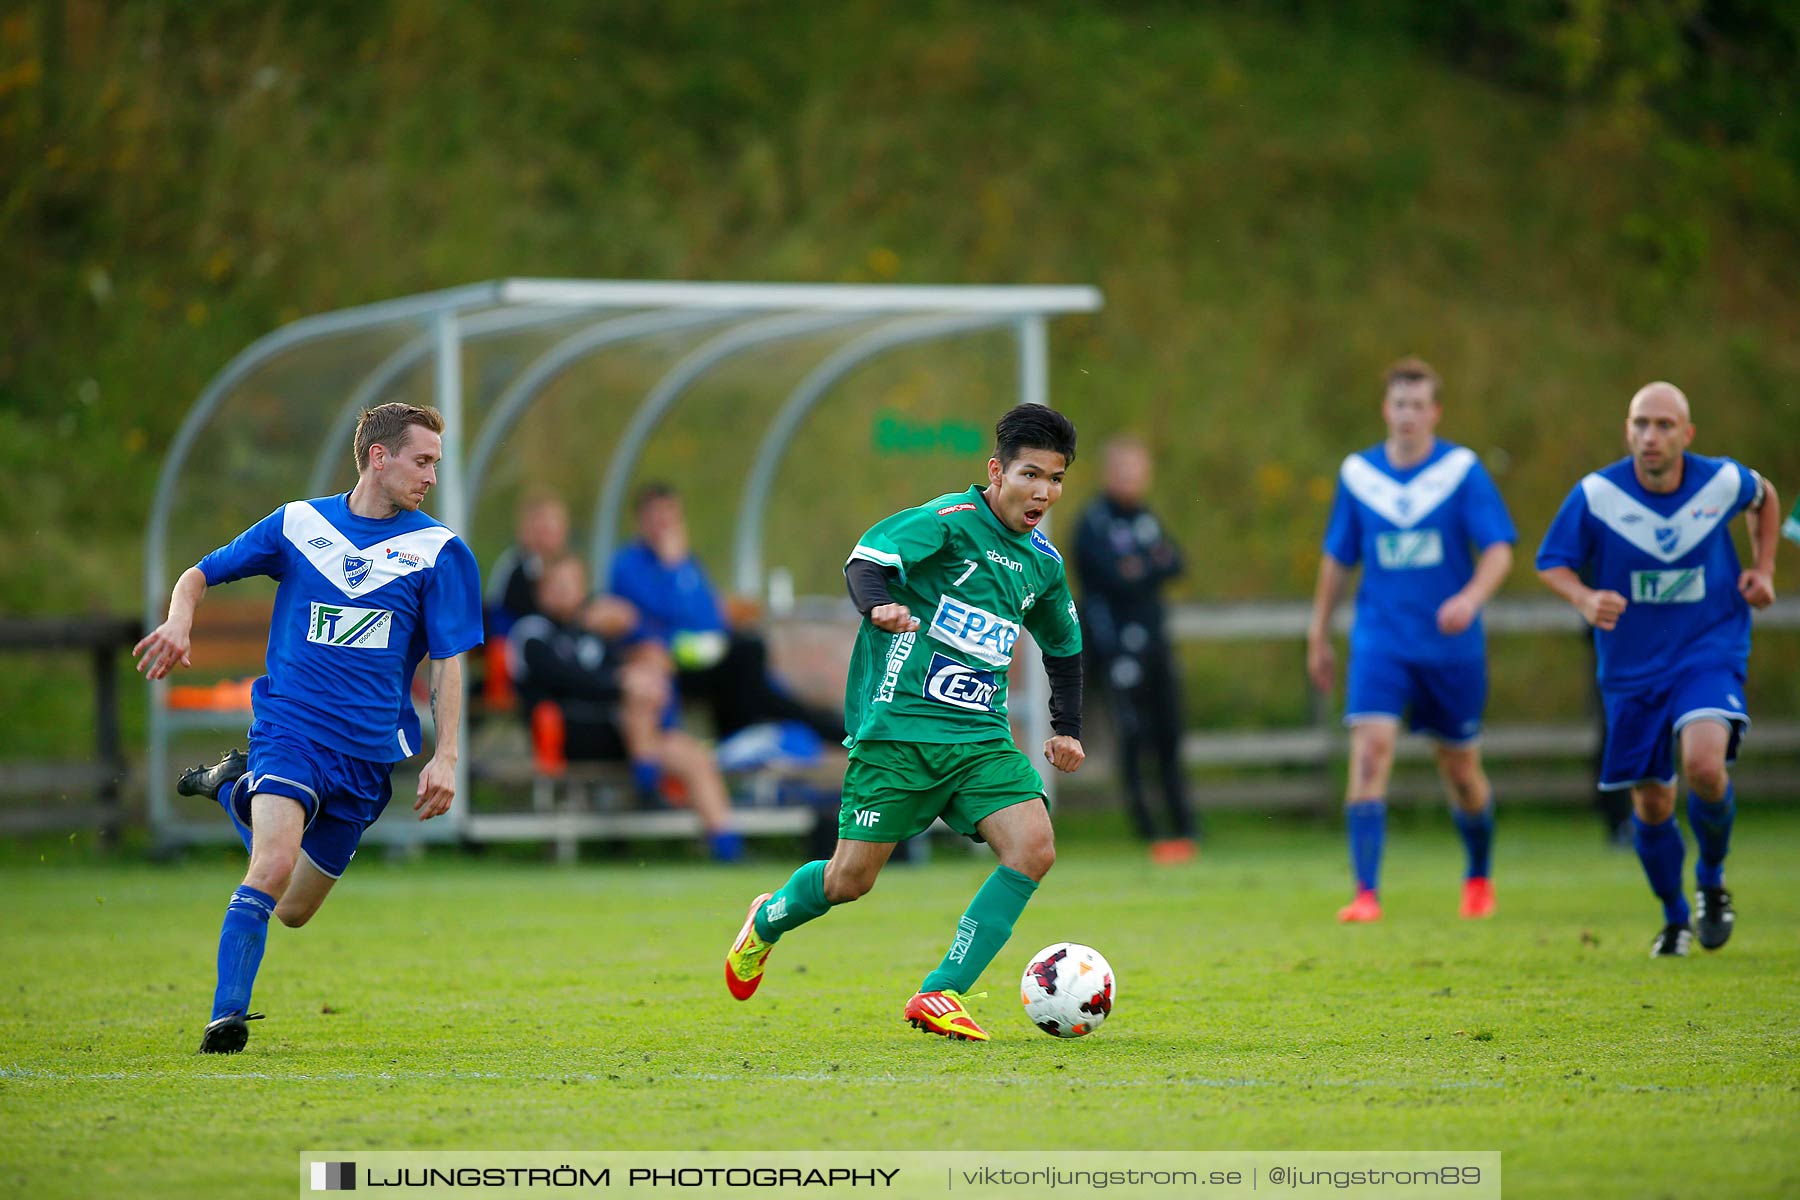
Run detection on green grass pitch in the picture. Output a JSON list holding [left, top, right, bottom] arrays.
[[3, 808, 1797, 1198]]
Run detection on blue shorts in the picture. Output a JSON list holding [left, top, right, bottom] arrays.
[[1599, 665, 1749, 792], [233, 720, 395, 879], [1345, 652, 1486, 745]]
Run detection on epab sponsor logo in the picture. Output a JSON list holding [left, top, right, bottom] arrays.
[[927, 596, 1019, 667], [923, 653, 999, 712]]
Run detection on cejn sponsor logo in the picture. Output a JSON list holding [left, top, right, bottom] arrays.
[[927, 596, 1019, 667], [308, 602, 393, 649], [1631, 568, 1706, 604], [1374, 529, 1444, 570], [923, 652, 999, 712]]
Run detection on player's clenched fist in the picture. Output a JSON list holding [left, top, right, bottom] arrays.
[[1739, 568, 1775, 609], [1043, 735, 1085, 773], [870, 603, 919, 633], [1579, 589, 1628, 631]]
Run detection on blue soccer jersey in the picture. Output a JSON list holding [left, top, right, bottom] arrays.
[[1535, 453, 1765, 691], [196, 494, 484, 763], [1323, 439, 1517, 664]]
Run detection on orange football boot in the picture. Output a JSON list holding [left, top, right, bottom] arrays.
[[724, 892, 775, 1000], [903, 990, 989, 1041], [1337, 889, 1383, 923]]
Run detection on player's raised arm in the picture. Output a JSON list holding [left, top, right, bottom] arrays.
[[844, 557, 918, 632], [1740, 474, 1779, 608], [135, 566, 209, 679]]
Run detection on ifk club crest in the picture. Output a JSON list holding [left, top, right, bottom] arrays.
[[342, 554, 372, 590]]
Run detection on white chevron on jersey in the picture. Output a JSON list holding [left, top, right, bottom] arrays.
[[1340, 446, 1478, 529], [1580, 463, 1742, 564], [282, 501, 457, 598]]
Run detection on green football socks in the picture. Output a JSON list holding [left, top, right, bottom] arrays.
[[753, 859, 831, 942], [919, 864, 1038, 994]]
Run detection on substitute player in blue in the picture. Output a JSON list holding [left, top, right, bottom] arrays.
[[1537, 382, 1779, 957], [1306, 358, 1516, 923], [134, 403, 483, 1051]]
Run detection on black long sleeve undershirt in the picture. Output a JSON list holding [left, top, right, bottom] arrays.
[[1041, 650, 1083, 741], [844, 559, 1083, 739], [844, 558, 896, 616]]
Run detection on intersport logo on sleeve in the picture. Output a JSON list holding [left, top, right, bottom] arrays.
[[307, 602, 393, 649]]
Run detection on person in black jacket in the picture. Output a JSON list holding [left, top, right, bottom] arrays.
[[487, 493, 570, 636], [510, 554, 741, 859], [1074, 436, 1197, 862]]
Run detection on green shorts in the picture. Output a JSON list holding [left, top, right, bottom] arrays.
[[837, 739, 1046, 843]]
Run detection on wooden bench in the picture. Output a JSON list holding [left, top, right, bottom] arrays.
[[467, 751, 841, 862]]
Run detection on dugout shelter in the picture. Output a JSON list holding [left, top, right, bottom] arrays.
[[144, 280, 1102, 852]]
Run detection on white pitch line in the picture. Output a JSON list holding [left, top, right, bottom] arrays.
[[0, 1065, 1750, 1095], [0, 1064, 1509, 1090]]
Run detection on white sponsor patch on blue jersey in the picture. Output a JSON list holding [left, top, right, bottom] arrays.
[[1375, 529, 1445, 569], [306, 602, 393, 648], [1629, 569, 1706, 604]]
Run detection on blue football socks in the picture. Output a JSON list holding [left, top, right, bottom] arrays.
[[1632, 814, 1690, 926], [630, 759, 663, 801], [1346, 800, 1386, 892], [212, 884, 275, 1021], [1687, 784, 1735, 890], [1453, 802, 1495, 880]]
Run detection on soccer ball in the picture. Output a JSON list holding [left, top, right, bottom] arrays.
[[1020, 942, 1115, 1038]]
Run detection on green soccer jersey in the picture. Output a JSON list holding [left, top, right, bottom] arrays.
[[843, 485, 1083, 747]]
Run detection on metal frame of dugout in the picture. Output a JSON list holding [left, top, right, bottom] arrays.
[[143, 279, 1103, 853]]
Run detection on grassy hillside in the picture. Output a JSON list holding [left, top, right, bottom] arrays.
[[3, 1, 1797, 752]]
